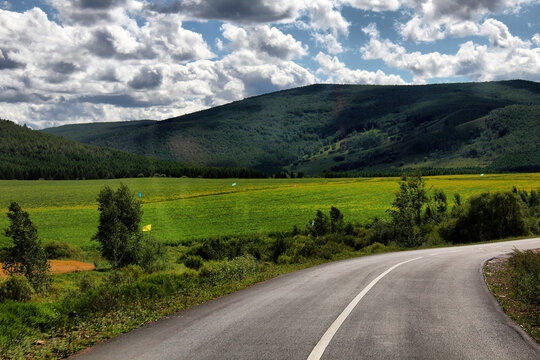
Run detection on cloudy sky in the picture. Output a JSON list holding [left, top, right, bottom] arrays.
[[1, 0, 539, 129]]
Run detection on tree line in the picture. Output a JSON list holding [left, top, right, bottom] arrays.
[[0, 119, 266, 180]]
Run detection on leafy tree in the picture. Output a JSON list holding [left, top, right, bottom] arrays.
[[389, 175, 428, 246], [93, 184, 143, 269], [2, 202, 49, 291], [391, 175, 428, 226], [425, 189, 448, 224]]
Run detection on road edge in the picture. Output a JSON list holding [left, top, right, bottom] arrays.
[[480, 255, 540, 352]]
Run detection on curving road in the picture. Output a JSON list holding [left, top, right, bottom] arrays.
[[74, 238, 540, 360]]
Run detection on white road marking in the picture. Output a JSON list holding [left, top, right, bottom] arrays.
[[307, 256, 423, 360]]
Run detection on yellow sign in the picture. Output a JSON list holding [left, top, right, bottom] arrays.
[[142, 224, 152, 232]]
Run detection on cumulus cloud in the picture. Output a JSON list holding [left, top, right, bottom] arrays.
[[46, 0, 142, 26], [479, 18, 530, 48], [302, 0, 350, 36], [314, 33, 344, 54], [0, 5, 316, 128], [315, 52, 406, 85], [147, 0, 298, 24], [221, 24, 307, 60], [128, 66, 163, 89], [399, 0, 537, 42], [0, 48, 25, 70], [533, 33, 540, 47], [361, 23, 540, 82], [337, 0, 401, 11]]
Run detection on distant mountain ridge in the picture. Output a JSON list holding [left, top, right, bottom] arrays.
[[43, 80, 540, 175], [0, 120, 265, 180]]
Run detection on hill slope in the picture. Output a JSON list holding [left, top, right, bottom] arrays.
[[43, 80, 540, 174], [0, 120, 264, 180]]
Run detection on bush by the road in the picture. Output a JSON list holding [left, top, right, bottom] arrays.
[[44, 241, 82, 260], [441, 192, 528, 243], [507, 249, 540, 305], [0, 275, 34, 302]]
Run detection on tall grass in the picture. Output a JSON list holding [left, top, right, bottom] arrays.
[[507, 249, 540, 305]]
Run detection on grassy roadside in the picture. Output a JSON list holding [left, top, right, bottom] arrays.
[[484, 250, 540, 343], [0, 252, 371, 360]]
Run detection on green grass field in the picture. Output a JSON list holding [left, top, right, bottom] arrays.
[[1, 174, 539, 249]]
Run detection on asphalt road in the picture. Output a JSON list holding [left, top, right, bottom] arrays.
[[74, 238, 540, 360]]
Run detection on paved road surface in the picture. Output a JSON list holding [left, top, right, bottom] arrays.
[[74, 238, 540, 359]]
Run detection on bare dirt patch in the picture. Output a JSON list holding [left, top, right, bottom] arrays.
[[0, 260, 95, 278]]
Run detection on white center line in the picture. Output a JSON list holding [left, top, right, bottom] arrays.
[[307, 256, 423, 360]]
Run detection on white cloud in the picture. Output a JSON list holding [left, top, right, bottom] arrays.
[[146, 0, 300, 24], [303, 0, 350, 36], [533, 33, 540, 47], [398, 0, 538, 42], [479, 18, 530, 48], [338, 0, 401, 11], [315, 52, 406, 85], [141, 13, 215, 62], [314, 33, 344, 54], [361, 23, 540, 82], [0, 6, 315, 128], [221, 24, 308, 60]]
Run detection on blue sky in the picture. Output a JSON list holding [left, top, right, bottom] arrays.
[[1, 0, 539, 128]]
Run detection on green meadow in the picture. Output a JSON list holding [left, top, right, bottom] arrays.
[[1, 174, 539, 249]]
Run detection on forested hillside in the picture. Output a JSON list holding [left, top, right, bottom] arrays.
[[44, 80, 540, 175], [0, 120, 265, 180]]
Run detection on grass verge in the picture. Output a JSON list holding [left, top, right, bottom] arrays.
[[0, 255, 357, 359], [484, 249, 540, 343]]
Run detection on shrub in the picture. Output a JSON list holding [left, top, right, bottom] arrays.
[[364, 218, 395, 246], [362, 242, 386, 254], [309, 210, 330, 237], [317, 241, 348, 259], [0, 301, 57, 350], [78, 273, 98, 292], [0, 276, 34, 302], [184, 255, 204, 270], [441, 191, 528, 243], [507, 249, 540, 305], [361, 242, 400, 254], [107, 265, 144, 285], [44, 241, 82, 259], [270, 235, 291, 262], [276, 254, 292, 264], [138, 236, 167, 273], [198, 256, 262, 285]]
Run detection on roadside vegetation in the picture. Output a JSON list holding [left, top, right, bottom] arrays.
[[485, 249, 540, 342], [0, 176, 539, 358]]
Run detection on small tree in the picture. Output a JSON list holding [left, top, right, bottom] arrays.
[[93, 184, 143, 269], [2, 202, 49, 291], [329, 206, 344, 233], [310, 210, 330, 237], [390, 175, 428, 247]]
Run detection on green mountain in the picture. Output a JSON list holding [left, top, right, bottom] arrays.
[[0, 120, 265, 180], [43, 80, 540, 175]]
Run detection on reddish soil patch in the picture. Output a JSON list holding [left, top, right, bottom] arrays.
[[0, 260, 95, 278]]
